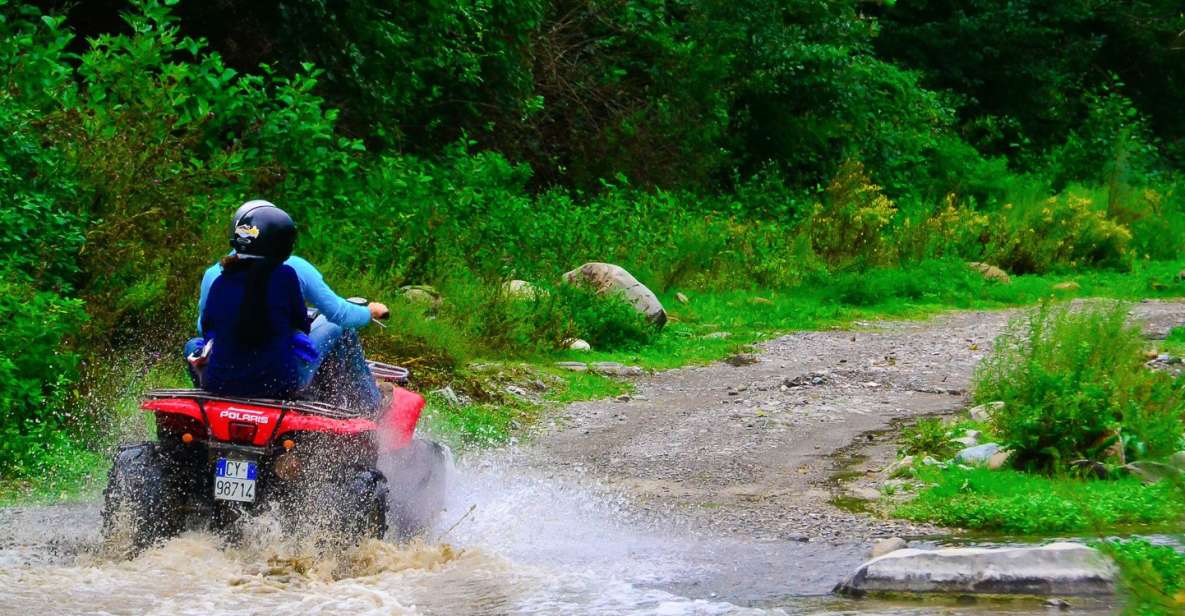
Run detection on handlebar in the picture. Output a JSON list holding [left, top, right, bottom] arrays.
[[346, 296, 388, 327]]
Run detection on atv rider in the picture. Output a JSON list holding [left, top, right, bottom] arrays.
[[185, 200, 389, 412]]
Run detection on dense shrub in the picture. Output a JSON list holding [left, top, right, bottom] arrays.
[[0, 273, 86, 477], [975, 303, 1185, 472]]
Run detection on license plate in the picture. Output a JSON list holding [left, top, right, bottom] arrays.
[[214, 458, 257, 503]]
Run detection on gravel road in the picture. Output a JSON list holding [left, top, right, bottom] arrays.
[[526, 300, 1185, 544]]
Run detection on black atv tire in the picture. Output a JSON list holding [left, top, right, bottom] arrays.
[[386, 439, 449, 539], [330, 467, 389, 544], [303, 466, 386, 544], [101, 442, 184, 555]]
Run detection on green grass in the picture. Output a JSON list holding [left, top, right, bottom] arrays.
[[1160, 326, 1185, 357], [0, 446, 107, 506], [569, 259, 1185, 372], [544, 370, 632, 403], [894, 467, 1185, 535], [1102, 538, 1185, 615]]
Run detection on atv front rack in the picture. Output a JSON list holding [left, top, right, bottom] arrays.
[[144, 389, 365, 419]]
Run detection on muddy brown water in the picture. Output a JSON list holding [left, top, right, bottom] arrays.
[[0, 453, 1113, 615]]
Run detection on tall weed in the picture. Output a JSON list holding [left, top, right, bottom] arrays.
[[975, 303, 1184, 472]]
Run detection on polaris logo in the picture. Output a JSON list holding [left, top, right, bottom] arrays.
[[219, 408, 269, 425]]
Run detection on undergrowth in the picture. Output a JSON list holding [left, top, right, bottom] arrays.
[[894, 467, 1185, 534], [1104, 538, 1185, 615]]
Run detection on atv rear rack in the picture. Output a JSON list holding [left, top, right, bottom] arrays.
[[367, 361, 409, 385], [144, 389, 365, 419]]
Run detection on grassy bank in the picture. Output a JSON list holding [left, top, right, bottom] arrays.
[[7, 260, 1185, 505], [894, 467, 1184, 535]]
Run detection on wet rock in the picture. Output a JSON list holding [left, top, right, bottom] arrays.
[[955, 443, 1000, 465], [1045, 598, 1072, 609], [567, 338, 592, 351], [968, 401, 1004, 422], [676, 292, 690, 304], [591, 362, 645, 377], [870, 537, 908, 559], [1053, 281, 1081, 292], [563, 262, 667, 328], [702, 331, 732, 340], [503, 279, 544, 299], [556, 361, 588, 372], [967, 262, 1012, 285], [847, 487, 881, 502], [836, 542, 1116, 597]]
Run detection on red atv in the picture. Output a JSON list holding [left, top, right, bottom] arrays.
[[101, 361, 448, 552]]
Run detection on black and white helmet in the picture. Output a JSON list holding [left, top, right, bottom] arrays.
[[229, 200, 296, 261]]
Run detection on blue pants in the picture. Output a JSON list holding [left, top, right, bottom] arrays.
[[184, 316, 380, 412]]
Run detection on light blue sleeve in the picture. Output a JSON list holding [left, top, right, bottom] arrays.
[[286, 255, 372, 329], [196, 262, 222, 336]]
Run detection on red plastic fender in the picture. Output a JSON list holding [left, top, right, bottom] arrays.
[[377, 386, 424, 452], [142, 398, 204, 424]]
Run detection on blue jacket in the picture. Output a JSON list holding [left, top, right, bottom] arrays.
[[200, 263, 309, 398], [197, 255, 371, 336]]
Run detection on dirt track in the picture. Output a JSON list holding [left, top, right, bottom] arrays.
[[526, 300, 1185, 544]]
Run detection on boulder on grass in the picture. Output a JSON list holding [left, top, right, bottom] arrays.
[[835, 542, 1116, 597], [968, 262, 1012, 285], [955, 443, 1001, 465], [400, 285, 442, 308], [503, 279, 544, 300], [564, 263, 667, 328]]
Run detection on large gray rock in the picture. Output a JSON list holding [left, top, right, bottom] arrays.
[[955, 443, 1001, 465], [563, 262, 667, 328], [590, 361, 645, 377], [836, 542, 1116, 597]]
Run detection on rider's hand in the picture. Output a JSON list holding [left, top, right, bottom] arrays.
[[368, 302, 390, 321]]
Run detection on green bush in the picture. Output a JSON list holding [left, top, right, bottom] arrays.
[[0, 273, 86, 477], [975, 303, 1185, 472]]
